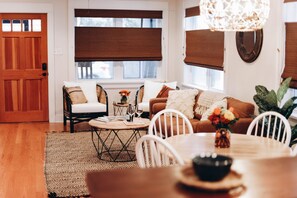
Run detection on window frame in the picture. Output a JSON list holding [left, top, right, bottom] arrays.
[[68, 1, 169, 85]]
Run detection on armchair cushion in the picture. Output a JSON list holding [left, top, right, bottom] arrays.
[[138, 102, 149, 112], [65, 86, 88, 104], [71, 102, 106, 113]]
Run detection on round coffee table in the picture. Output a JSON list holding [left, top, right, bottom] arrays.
[[89, 118, 150, 162]]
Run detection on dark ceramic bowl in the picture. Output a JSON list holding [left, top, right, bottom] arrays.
[[192, 153, 233, 182]]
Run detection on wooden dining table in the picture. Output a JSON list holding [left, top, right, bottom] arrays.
[[86, 157, 297, 198], [165, 133, 292, 161]]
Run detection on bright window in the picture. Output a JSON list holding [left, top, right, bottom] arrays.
[[75, 17, 161, 80], [184, 15, 224, 91]]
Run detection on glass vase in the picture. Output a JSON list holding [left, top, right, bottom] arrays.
[[215, 128, 231, 148], [120, 96, 128, 104]]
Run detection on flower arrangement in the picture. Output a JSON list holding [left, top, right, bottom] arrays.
[[208, 107, 239, 130], [119, 89, 131, 104]]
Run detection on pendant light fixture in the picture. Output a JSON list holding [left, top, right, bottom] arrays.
[[200, 0, 270, 31]]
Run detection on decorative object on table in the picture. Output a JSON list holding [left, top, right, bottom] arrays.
[[192, 153, 233, 181], [208, 107, 238, 148], [178, 164, 243, 191], [135, 104, 143, 118], [126, 104, 135, 122], [253, 77, 297, 146], [119, 89, 130, 104], [199, 0, 270, 31]]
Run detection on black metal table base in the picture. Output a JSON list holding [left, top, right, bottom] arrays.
[[91, 127, 142, 162]]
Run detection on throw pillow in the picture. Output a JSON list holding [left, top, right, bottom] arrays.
[[194, 91, 227, 118], [200, 99, 227, 121], [156, 85, 174, 98], [64, 81, 98, 103], [165, 89, 199, 119], [142, 80, 177, 102], [65, 86, 88, 104]]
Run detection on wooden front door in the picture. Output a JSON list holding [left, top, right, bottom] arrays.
[[0, 13, 48, 122]]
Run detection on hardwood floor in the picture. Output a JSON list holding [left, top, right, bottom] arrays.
[[0, 122, 66, 198]]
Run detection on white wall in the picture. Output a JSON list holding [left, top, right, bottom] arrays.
[[225, 0, 284, 103]]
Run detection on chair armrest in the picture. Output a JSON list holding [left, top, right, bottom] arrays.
[[63, 86, 72, 112], [135, 85, 144, 105], [149, 98, 168, 119], [96, 84, 109, 115]]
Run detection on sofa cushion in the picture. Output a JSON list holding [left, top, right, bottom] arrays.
[[166, 89, 199, 119], [71, 102, 106, 113], [200, 99, 227, 121], [227, 97, 255, 118], [65, 86, 88, 104], [142, 80, 177, 102], [156, 85, 174, 98], [194, 90, 227, 119]]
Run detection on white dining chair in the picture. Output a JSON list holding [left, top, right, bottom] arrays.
[[148, 109, 194, 138], [247, 111, 291, 147], [291, 145, 297, 156], [135, 134, 184, 168]]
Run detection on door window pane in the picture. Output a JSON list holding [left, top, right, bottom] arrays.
[[22, 19, 31, 32], [32, 19, 41, 32], [12, 20, 21, 32], [2, 19, 11, 32]]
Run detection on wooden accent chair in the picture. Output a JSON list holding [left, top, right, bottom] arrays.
[[63, 83, 108, 133]]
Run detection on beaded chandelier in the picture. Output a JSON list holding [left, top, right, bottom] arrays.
[[200, 0, 270, 32]]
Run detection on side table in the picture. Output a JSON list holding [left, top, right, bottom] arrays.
[[113, 102, 129, 116]]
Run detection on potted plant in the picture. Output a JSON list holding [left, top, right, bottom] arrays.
[[253, 77, 297, 146]]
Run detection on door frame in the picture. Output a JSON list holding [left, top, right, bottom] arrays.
[[0, 3, 55, 122]]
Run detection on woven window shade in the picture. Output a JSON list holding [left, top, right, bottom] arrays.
[[75, 9, 163, 18], [75, 27, 162, 61], [184, 30, 224, 70], [282, 23, 297, 88], [185, 6, 200, 17]]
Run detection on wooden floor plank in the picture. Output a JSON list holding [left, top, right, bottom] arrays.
[[0, 122, 66, 198]]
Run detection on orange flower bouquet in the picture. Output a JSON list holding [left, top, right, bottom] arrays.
[[208, 107, 238, 130], [119, 89, 130, 104], [208, 107, 239, 148]]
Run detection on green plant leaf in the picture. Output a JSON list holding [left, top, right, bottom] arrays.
[[290, 124, 297, 147], [277, 77, 291, 102], [284, 104, 297, 119], [253, 95, 274, 112], [262, 90, 278, 107], [281, 96, 297, 113], [255, 85, 269, 96]]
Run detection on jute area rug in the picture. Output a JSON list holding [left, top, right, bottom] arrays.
[[45, 130, 144, 197]]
